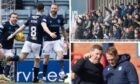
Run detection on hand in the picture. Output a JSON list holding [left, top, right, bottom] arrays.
[[64, 36, 69, 42], [20, 38, 25, 42], [0, 44, 2, 48], [0, 49, 4, 60], [83, 53, 91, 59], [49, 32, 57, 38], [7, 34, 14, 40]]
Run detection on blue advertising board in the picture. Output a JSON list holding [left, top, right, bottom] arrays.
[[15, 60, 69, 82]]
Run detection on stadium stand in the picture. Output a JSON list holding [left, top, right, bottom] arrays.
[[72, 0, 140, 40]]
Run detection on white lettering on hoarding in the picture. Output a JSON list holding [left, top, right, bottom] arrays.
[[17, 71, 66, 82], [17, 72, 31, 82], [47, 71, 57, 82]]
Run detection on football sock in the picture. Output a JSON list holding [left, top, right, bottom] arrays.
[[4, 65, 11, 76], [58, 60, 64, 71], [43, 64, 48, 78], [34, 67, 39, 80], [0, 61, 4, 74], [11, 56, 19, 61]]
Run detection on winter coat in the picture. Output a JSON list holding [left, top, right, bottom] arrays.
[[103, 54, 139, 84]]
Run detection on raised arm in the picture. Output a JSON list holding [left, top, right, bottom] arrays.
[[7, 24, 25, 40]]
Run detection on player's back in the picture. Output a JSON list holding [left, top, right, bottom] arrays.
[[26, 15, 45, 44]]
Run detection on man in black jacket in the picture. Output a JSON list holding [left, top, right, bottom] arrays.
[[72, 44, 104, 84], [103, 46, 139, 84]]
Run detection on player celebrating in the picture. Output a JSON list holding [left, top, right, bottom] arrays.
[[41, 3, 68, 82], [0, 13, 19, 81], [7, 3, 55, 83]]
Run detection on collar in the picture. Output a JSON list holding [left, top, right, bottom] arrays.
[[36, 12, 43, 15], [9, 21, 16, 26], [50, 13, 57, 18], [89, 58, 94, 64]]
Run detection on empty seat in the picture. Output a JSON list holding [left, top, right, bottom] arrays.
[[38, 0, 52, 6], [54, 0, 69, 6]]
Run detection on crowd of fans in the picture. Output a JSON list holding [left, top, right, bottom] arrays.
[[74, 2, 140, 40]]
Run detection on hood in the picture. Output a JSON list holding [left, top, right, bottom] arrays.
[[118, 54, 130, 64]]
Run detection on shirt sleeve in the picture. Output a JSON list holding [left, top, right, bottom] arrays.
[[126, 62, 139, 84], [103, 68, 107, 84], [41, 16, 47, 24], [24, 17, 31, 26], [60, 15, 64, 26], [72, 58, 85, 73], [0, 24, 5, 43]]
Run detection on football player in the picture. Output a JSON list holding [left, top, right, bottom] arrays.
[[0, 13, 19, 80], [7, 3, 56, 82], [41, 3, 68, 81]]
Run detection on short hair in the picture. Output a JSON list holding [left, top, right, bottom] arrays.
[[90, 44, 103, 51], [9, 12, 18, 17], [106, 47, 118, 56], [51, 3, 58, 7], [36, 3, 44, 11]]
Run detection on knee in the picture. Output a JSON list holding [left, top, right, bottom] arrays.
[[57, 51, 64, 60], [43, 55, 49, 64], [35, 58, 40, 63], [19, 53, 28, 61], [34, 58, 40, 68], [6, 61, 13, 65], [19, 57, 24, 61]]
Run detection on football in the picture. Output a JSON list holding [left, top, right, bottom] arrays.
[[15, 32, 25, 41]]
